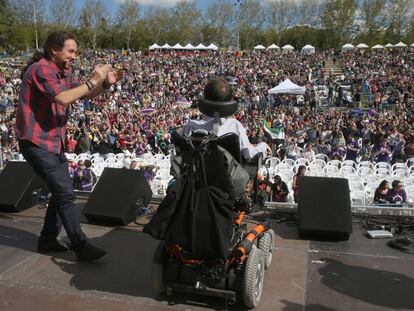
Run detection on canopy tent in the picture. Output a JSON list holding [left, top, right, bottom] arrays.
[[160, 43, 172, 49], [282, 44, 294, 52], [149, 43, 160, 50], [267, 44, 280, 50], [301, 44, 315, 54], [195, 43, 207, 50], [254, 45, 266, 50], [356, 43, 369, 49], [385, 43, 394, 48], [268, 79, 306, 95], [411, 43, 414, 47], [371, 44, 384, 49], [206, 43, 218, 50], [394, 41, 407, 48], [341, 43, 354, 52], [172, 43, 184, 49], [183, 43, 195, 50]]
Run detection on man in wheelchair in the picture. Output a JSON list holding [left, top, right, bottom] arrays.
[[143, 78, 274, 308]]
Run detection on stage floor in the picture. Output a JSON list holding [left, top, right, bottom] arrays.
[[0, 199, 413, 311]]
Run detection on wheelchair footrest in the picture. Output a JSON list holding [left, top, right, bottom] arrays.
[[167, 282, 236, 301]]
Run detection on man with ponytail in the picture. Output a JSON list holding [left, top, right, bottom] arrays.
[[16, 31, 123, 261]]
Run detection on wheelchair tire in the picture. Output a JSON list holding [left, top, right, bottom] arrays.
[[242, 246, 265, 309], [258, 229, 274, 270], [151, 241, 167, 294]]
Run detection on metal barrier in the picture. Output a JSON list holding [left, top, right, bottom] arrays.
[[264, 201, 414, 217], [147, 196, 414, 217]]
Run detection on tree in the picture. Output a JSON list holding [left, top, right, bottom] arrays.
[[238, 0, 264, 49], [383, 0, 413, 40], [204, 0, 234, 46], [321, 0, 357, 47], [0, 0, 16, 48], [116, 0, 140, 50], [79, 0, 109, 49], [267, 0, 296, 33], [9, 0, 45, 24], [170, 0, 202, 43], [49, 0, 77, 29], [298, 0, 321, 27], [144, 5, 172, 44]]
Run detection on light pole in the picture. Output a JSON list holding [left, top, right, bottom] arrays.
[[234, 0, 243, 50], [32, 0, 39, 50]]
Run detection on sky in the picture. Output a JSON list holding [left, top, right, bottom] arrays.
[[71, 0, 214, 17]]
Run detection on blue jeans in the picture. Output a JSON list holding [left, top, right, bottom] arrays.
[[19, 140, 87, 250]]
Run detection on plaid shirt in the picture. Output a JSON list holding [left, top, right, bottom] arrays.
[[16, 58, 80, 154]]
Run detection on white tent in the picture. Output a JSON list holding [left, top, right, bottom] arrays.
[[160, 43, 172, 49], [149, 43, 160, 50], [195, 43, 207, 50], [267, 44, 280, 50], [172, 43, 184, 50], [254, 45, 266, 50], [394, 41, 407, 48], [356, 43, 369, 49], [341, 43, 354, 52], [371, 44, 384, 49], [268, 79, 306, 95], [302, 44, 315, 54], [411, 43, 414, 47], [206, 43, 218, 50], [183, 43, 195, 50], [385, 43, 394, 48], [282, 44, 294, 52]]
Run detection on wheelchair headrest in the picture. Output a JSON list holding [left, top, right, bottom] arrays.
[[198, 98, 238, 118]]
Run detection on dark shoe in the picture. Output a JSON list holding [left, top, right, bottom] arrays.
[[37, 238, 70, 253], [75, 243, 106, 261]]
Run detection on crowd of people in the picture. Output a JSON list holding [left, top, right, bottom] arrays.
[[1, 48, 414, 202]]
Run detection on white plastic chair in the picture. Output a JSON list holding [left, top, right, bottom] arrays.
[[323, 165, 339, 176], [76, 153, 90, 161], [358, 161, 374, 170], [115, 153, 125, 161], [307, 164, 324, 176], [294, 158, 310, 167], [374, 162, 391, 171], [375, 167, 391, 179], [265, 157, 280, 168], [351, 190, 366, 206], [105, 157, 118, 168], [340, 166, 357, 176], [154, 153, 165, 161], [281, 158, 295, 167], [327, 159, 342, 169], [311, 159, 327, 169], [315, 153, 329, 162], [342, 160, 357, 168], [357, 167, 374, 179]]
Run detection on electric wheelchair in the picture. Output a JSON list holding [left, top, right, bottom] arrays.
[[143, 99, 274, 308]]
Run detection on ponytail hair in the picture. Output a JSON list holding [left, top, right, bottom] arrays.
[[20, 50, 44, 79]]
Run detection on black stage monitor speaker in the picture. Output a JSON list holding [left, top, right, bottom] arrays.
[[0, 161, 49, 212], [298, 176, 352, 240], [83, 168, 153, 225]]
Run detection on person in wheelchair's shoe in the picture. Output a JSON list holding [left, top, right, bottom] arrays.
[[183, 78, 270, 160]]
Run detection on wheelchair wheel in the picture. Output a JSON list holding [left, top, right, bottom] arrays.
[[258, 229, 274, 270], [151, 241, 167, 294], [242, 246, 265, 308]]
